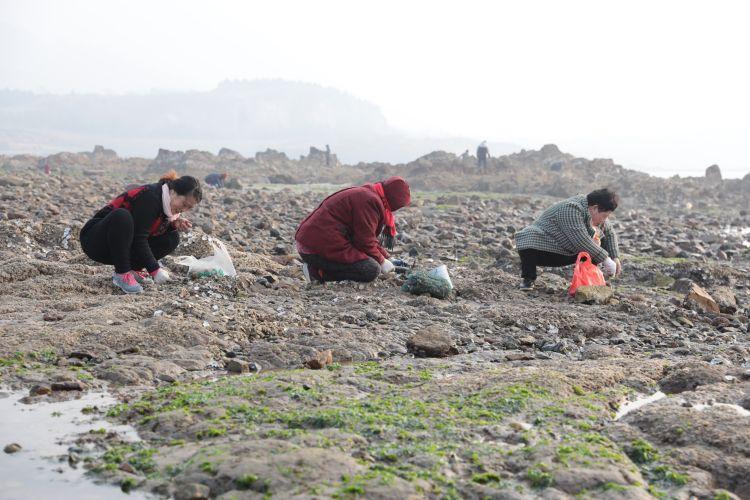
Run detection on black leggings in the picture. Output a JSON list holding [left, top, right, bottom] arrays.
[[299, 253, 380, 283], [519, 249, 577, 281], [80, 208, 179, 274]]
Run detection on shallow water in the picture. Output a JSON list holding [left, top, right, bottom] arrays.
[[693, 402, 750, 417], [0, 389, 149, 500], [614, 391, 666, 420]]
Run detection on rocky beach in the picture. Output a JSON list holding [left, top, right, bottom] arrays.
[[2, 145, 750, 499]]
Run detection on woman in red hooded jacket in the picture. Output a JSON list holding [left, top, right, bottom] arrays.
[[295, 177, 411, 283]]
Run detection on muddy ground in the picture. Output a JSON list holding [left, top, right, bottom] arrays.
[[2, 162, 750, 499]]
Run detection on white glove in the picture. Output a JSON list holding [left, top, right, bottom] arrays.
[[602, 257, 617, 276], [380, 259, 395, 274], [151, 268, 171, 284]]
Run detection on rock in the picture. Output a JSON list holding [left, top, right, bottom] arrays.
[[43, 311, 64, 321], [574, 286, 613, 304], [94, 356, 186, 385], [659, 362, 725, 394], [660, 244, 683, 258], [406, 327, 457, 358], [3, 443, 21, 454], [305, 349, 333, 369], [705, 164, 722, 182], [226, 359, 250, 374], [649, 273, 675, 288], [581, 344, 619, 360], [272, 244, 289, 255], [671, 278, 694, 294], [553, 467, 637, 495], [684, 283, 720, 314], [712, 286, 738, 314], [51, 380, 86, 391], [119, 462, 136, 474], [29, 384, 52, 396], [68, 351, 96, 362], [7, 211, 26, 220], [505, 352, 536, 361], [174, 482, 211, 500]]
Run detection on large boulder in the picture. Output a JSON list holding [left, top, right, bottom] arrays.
[[684, 283, 720, 314], [705, 164, 722, 183]]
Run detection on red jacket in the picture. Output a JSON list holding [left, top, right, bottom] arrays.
[[295, 177, 410, 264]]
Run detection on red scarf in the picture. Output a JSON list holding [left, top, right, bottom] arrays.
[[372, 182, 396, 249]]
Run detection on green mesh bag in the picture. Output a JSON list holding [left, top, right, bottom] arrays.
[[401, 271, 452, 299]]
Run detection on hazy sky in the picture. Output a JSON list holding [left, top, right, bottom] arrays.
[[2, 0, 749, 177]]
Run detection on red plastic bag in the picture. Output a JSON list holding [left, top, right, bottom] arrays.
[[568, 252, 606, 296]]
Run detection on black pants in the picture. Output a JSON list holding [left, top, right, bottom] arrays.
[[80, 208, 179, 274], [299, 253, 380, 283], [519, 249, 577, 281]]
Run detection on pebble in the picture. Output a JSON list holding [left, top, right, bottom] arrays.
[[4, 443, 21, 454]]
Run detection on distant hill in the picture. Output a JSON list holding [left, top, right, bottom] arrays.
[[0, 80, 517, 163]]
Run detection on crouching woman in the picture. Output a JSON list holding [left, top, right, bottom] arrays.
[[514, 188, 621, 290], [80, 171, 202, 294], [295, 177, 411, 283]]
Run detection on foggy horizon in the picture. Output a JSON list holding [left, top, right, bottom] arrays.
[[2, 0, 749, 178]]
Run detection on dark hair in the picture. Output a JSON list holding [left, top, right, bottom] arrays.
[[586, 188, 619, 212], [159, 170, 203, 203]]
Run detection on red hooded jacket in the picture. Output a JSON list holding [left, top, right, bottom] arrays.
[[295, 177, 411, 264]]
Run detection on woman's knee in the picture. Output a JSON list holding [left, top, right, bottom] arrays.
[[361, 258, 381, 282], [167, 230, 180, 250], [109, 208, 134, 227]]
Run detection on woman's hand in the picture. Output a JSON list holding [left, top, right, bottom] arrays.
[[614, 258, 622, 277], [173, 218, 193, 232]]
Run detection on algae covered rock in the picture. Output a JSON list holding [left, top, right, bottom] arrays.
[[574, 285, 613, 304]]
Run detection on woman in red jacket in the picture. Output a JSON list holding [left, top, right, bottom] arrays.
[[80, 171, 202, 294], [295, 177, 411, 283]]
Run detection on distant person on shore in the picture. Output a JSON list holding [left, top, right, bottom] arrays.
[[477, 141, 490, 171], [514, 188, 621, 290], [205, 172, 228, 188], [295, 177, 411, 283], [43, 160, 51, 175], [325, 144, 331, 167], [79, 171, 201, 294]]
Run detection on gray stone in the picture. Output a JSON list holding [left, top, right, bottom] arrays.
[[671, 278, 694, 293]]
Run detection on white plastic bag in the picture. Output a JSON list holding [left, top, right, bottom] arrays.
[[174, 238, 237, 278]]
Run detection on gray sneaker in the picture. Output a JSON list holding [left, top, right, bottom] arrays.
[[113, 272, 144, 294]]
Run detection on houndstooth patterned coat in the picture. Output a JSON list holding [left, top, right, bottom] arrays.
[[514, 195, 619, 264]]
